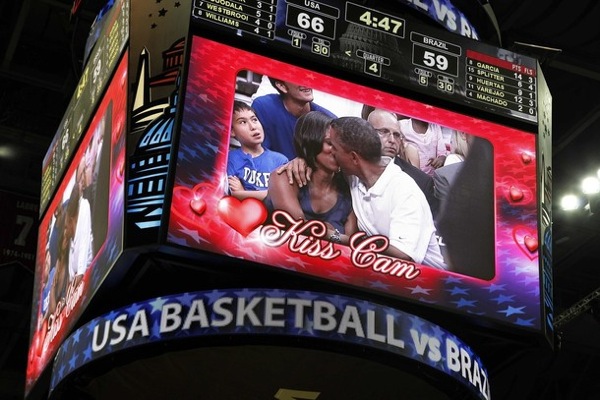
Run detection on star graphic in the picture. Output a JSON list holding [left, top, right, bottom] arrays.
[[204, 289, 226, 304], [126, 302, 143, 316], [515, 318, 536, 327], [329, 270, 351, 281], [448, 286, 470, 296], [83, 345, 93, 362], [443, 275, 464, 284], [408, 285, 432, 295], [68, 353, 79, 370], [492, 294, 515, 304], [408, 315, 427, 331], [71, 329, 81, 344], [369, 279, 392, 290], [149, 297, 168, 313], [499, 305, 525, 316], [485, 283, 507, 293], [178, 226, 203, 243], [234, 288, 258, 299], [176, 292, 197, 307], [453, 297, 478, 308]]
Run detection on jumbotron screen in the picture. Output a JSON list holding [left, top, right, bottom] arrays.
[[25, 53, 128, 396], [166, 35, 549, 335]]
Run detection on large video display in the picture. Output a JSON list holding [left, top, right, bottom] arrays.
[[25, 53, 128, 395], [167, 36, 543, 333]]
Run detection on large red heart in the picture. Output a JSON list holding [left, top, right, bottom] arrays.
[[217, 196, 267, 236]]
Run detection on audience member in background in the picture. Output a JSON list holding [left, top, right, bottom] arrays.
[[227, 100, 288, 201], [444, 130, 471, 165], [435, 136, 495, 279], [361, 104, 419, 167], [48, 214, 69, 326], [266, 111, 356, 243], [433, 131, 474, 216], [251, 77, 336, 160], [66, 184, 93, 292], [39, 248, 55, 332], [400, 117, 448, 176], [365, 108, 439, 219]]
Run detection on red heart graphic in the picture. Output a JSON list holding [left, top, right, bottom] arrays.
[[217, 196, 267, 236], [116, 157, 125, 183], [509, 186, 524, 202], [190, 198, 207, 215], [512, 226, 539, 260], [521, 152, 533, 164], [524, 235, 538, 253], [500, 178, 533, 205], [171, 183, 214, 227]]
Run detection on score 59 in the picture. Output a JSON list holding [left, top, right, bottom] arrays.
[[412, 44, 459, 77]]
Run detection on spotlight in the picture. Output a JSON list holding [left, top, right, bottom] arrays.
[[581, 176, 600, 195], [560, 194, 582, 211]]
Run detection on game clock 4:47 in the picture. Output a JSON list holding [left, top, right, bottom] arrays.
[[345, 2, 405, 38]]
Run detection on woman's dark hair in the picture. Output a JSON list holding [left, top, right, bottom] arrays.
[[293, 111, 334, 171]]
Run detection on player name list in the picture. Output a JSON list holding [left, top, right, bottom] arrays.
[[465, 49, 537, 120], [192, 0, 277, 39]]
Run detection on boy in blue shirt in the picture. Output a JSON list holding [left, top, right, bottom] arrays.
[[227, 101, 288, 200]]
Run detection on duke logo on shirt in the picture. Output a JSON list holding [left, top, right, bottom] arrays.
[[243, 168, 270, 188]]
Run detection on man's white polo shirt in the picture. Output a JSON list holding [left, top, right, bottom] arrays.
[[349, 159, 447, 269]]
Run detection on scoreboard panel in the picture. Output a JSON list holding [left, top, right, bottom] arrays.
[[191, 0, 539, 127]]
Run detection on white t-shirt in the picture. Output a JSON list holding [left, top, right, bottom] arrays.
[[69, 197, 94, 279], [400, 119, 448, 176], [349, 161, 447, 269]]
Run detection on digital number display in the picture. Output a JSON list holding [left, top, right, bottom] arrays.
[[190, 0, 540, 125], [345, 2, 405, 38], [410, 31, 461, 77], [465, 49, 537, 118], [193, 0, 277, 40], [286, 3, 337, 39], [412, 44, 459, 77]]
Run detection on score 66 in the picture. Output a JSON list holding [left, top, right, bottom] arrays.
[[286, 5, 336, 39]]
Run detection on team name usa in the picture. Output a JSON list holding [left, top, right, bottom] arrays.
[[260, 210, 421, 280]]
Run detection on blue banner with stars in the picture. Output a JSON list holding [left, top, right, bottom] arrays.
[[51, 288, 491, 399]]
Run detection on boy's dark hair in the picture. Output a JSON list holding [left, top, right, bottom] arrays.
[[232, 100, 254, 116]]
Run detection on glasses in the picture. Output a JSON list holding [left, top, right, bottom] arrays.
[[376, 129, 403, 141]]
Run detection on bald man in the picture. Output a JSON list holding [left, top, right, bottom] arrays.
[[366, 109, 439, 219]]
